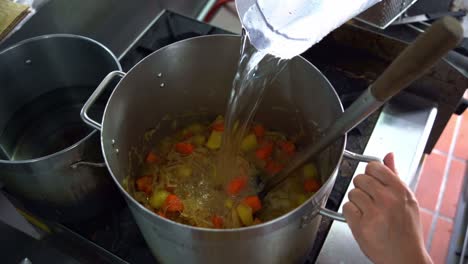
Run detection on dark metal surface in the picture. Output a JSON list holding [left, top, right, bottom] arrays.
[[120, 11, 233, 71], [0, 0, 211, 58], [406, 0, 453, 16]]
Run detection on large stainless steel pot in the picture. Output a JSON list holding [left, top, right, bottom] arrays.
[[81, 35, 373, 263], [0, 34, 122, 222]]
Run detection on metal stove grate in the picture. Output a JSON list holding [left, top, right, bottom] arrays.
[[356, 0, 420, 29]]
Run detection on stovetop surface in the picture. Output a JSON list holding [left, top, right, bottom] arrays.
[[64, 10, 381, 263]]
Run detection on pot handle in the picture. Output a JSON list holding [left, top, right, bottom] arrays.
[[318, 150, 381, 222], [81, 71, 126, 131], [70, 161, 107, 169]]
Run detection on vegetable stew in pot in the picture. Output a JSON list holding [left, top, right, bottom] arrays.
[[127, 115, 321, 229]]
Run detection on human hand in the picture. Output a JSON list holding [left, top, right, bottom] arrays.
[[343, 153, 432, 264]]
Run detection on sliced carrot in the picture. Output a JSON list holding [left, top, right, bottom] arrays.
[[265, 160, 284, 175], [304, 179, 321, 193], [212, 122, 224, 132], [279, 141, 296, 155], [163, 194, 184, 212], [145, 151, 159, 164], [175, 142, 194, 155], [227, 175, 248, 195], [252, 124, 265, 138], [243, 195, 262, 213], [211, 215, 224, 228], [136, 176, 153, 195], [255, 141, 274, 160]]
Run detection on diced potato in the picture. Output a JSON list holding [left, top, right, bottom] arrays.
[[187, 123, 204, 134], [192, 135, 206, 146], [236, 204, 253, 226], [231, 208, 241, 228], [224, 199, 233, 209], [149, 190, 170, 209], [206, 131, 223, 150], [240, 133, 258, 152], [303, 163, 318, 179], [176, 165, 192, 178]]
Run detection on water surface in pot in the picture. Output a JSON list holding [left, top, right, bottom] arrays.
[[0, 86, 105, 160]]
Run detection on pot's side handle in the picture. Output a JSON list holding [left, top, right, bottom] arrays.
[[70, 161, 107, 169], [318, 150, 381, 223], [80, 71, 126, 131]]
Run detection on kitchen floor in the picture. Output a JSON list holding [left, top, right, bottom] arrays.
[[416, 106, 468, 263]]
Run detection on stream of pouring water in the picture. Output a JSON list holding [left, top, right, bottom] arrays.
[[217, 32, 287, 182]]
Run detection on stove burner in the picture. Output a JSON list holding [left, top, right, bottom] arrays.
[[120, 12, 233, 72]]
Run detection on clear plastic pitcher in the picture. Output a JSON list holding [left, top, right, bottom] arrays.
[[236, 0, 381, 58]]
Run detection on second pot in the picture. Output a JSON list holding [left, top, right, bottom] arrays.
[[0, 34, 122, 222]]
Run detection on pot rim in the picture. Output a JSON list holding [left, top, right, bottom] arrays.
[[101, 34, 346, 233], [0, 34, 121, 164]]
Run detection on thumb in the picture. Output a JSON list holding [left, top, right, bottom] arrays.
[[383, 152, 397, 174]]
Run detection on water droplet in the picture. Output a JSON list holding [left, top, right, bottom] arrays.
[[25, 59, 32, 64], [157, 73, 162, 77], [160, 83, 165, 88]]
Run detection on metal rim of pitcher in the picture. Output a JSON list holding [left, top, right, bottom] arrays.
[[0, 34, 122, 165]]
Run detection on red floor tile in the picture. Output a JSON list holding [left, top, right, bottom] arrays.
[[419, 209, 433, 246], [415, 153, 448, 210], [429, 218, 453, 264], [440, 159, 467, 218], [454, 111, 468, 160], [434, 115, 457, 153]]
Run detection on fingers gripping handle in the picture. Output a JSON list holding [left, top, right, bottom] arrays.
[[317, 151, 381, 223], [80, 71, 125, 130]]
